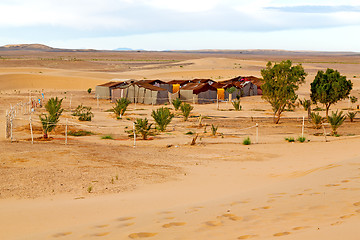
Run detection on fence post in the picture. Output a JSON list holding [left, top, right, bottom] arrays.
[[69, 95, 72, 110], [322, 123, 328, 142], [302, 116, 305, 137], [65, 118, 68, 145], [5, 110, 9, 139], [256, 123, 259, 144], [97, 95, 99, 109], [29, 116, 34, 144], [133, 122, 136, 147], [10, 113, 13, 143], [216, 94, 219, 110]]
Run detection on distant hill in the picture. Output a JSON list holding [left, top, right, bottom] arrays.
[[114, 48, 133, 51], [0, 44, 98, 52]]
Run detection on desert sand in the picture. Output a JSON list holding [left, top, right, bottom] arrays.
[[0, 50, 360, 240]]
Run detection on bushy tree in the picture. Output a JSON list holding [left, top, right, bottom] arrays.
[[151, 107, 174, 131], [39, 97, 63, 138], [261, 60, 307, 124], [73, 104, 94, 121], [310, 69, 353, 119], [113, 98, 131, 118], [180, 103, 193, 121]]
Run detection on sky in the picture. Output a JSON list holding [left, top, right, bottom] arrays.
[[0, 0, 360, 51]]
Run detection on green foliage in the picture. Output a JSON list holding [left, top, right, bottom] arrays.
[[261, 60, 307, 124], [350, 96, 358, 104], [101, 135, 113, 139], [172, 98, 182, 111], [185, 131, 195, 135], [211, 124, 218, 136], [151, 107, 174, 131], [39, 97, 63, 138], [232, 99, 242, 111], [299, 98, 311, 111], [285, 137, 295, 142], [87, 185, 93, 193], [226, 86, 237, 94], [242, 137, 251, 145], [310, 69, 353, 118], [87, 88, 92, 94], [113, 98, 131, 118], [347, 111, 357, 122], [134, 118, 153, 140], [310, 112, 324, 129], [73, 104, 94, 121], [297, 136, 306, 143], [180, 103, 193, 121], [327, 110, 346, 136], [67, 130, 94, 136]]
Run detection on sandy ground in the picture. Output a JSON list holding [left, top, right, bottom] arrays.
[[1, 52, 360, 240]]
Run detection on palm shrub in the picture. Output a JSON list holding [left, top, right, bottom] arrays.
[[172, 98, 182, 111], [327, 110, 346, 136], [347, 111, 357, 122], [299, 98, 312, 120], [73, 104, 94, 121], [243, 137, 251, 145], [211, 124, 218, 136], [151, 107, 174, 131], [310, 112, 324, 129], [232, 100, 242, 111], [134, 118, 153, 140], [180, 103, 193, 121], [39, 97, 63, 138], [113, 98, 131, 118]]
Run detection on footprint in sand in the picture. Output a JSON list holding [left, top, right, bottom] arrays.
[[353, 202, 360, 207], [238, 234, 258, 239], [158, 211, 174, 215], [331, 221, 344, 226], [128, 232, 158, 239], [119, 222, 135, 227], [273, 232, 291, 237], [162, 222, 186, 228], [92, 232, 110, 237], [117, 217, 135, 221], [219, 214, 243, 221], [94, 224, 109, 228], [252, 206, 271, 211], [355, 209, 360, 213], [341, 180, 350, 183], [52, 232, 72, 238], [325, 184, 340, 187], [292, 226, 310, 231], [204, 221, 223, 227], [340, 214, 355, 219]]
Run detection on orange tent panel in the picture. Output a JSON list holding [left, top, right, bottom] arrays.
[[172, 84, 180, 93], [217, 88, 224, 100]]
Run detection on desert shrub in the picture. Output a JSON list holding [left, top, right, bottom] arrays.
[[134, 118, 153, 140], [232, 99, 242, 111], [310, 112, 324, 129], [101, 135, 113, 139], [347, 111, 357, 122], [172, 98, 182, 111], [73, 104, 94, 121], [87, 88, 92, 94], [180, 103, 193, 121], [39, 97, 63, 138], [185, 131, 195, 135], [297, 136, 306, 143], [285, 137, 295, 142], [350, 96, 358, 104], [327, 110, 346, 136], [243, 137, 251, 145], [67, 130, 94, 136], [151, 107, 174, 131], [211, 124, 218, 136], [113, 98, 131, 118]]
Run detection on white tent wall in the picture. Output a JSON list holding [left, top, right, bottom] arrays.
[[95, 86, 111, 99]]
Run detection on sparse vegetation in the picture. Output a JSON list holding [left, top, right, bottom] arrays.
[[172, 98, 182, 111], [232, 100, 242, 111], [243, 137, 251, 145], [39, 97, 63, 138], [211, 124, 218, 136], [285, 137, 295, 142], [113, 98, 131, 118], [67, 130, 94, 136], [101, 135, 113, 139], [73, 104, 94, 121], [151, 107, 174, 131], [134, 118, 153, 140], [87, 88, 92, 94], [180, 103, 193, 121], [87, 185, 93, 193], [185, 131, 195, 135], [297, 136, 306, 143], [310, 112, 324, 129], [347, 111, 357, 122], [327, 110, 346, 136]]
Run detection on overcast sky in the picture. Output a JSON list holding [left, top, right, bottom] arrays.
[[1, 0, 360, 51]]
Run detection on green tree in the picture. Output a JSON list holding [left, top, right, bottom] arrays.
[[310, 69, 353, 119], [113, 98, 131, 118], [39, 97, 63, 138], [180, 103, 194, 121], [261, 60, 307, 124], [151, 107, 174, 131]]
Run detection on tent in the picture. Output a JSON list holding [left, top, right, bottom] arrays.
[[95, 81, 126, 99], [179, 83, 217, 104]]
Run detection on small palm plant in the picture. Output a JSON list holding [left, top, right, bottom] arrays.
[[327, 110, 346, 136], [134, 118, 153, 140], [211, 124, 218, 136], [232, 100, 241, 111], [180, 103, 193, 121], [310, 112, 324, 129], [151, 107, 174, 131], [113, 98, 131, 118], [172, 98, 182, 111], [347, 111, 357, 122], [73, 104, 94, 121], [39, 97, 63, 138]]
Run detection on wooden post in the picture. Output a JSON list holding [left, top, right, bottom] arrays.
[[97, 95, 99, 109], [29, 116, 34, 144], [10, 114, 13, 143], [5, 110, 8, 139], [69, 95, 72, 110], [256, 123, 259, 144], [65, 118, 68, 145], [133, 122, 136, 147], [322, 124, 328, 142], [217, 94, 219, 110], [302, 116, 305, 137]]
